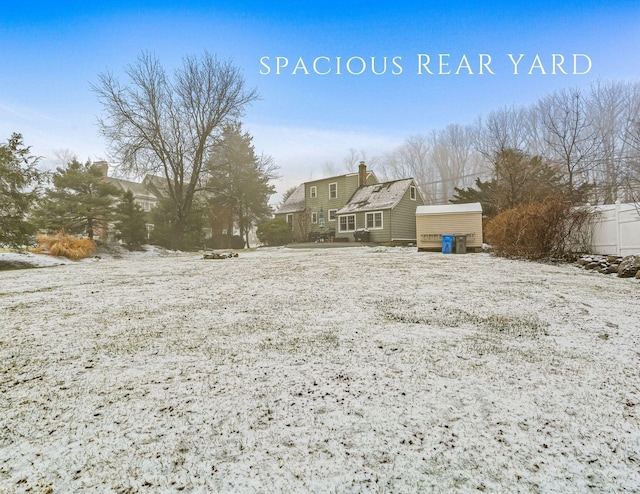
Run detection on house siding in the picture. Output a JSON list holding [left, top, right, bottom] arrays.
[[390, 188, 423, 241], [351, 210, 390, 242], [307, 173, 367, 239]]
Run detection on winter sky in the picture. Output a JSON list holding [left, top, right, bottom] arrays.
[[1, 1, 639, 198]]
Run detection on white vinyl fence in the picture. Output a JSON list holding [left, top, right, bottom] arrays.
[[587, 202, 640, 256]]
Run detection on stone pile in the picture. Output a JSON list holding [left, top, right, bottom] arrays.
[[203, 252, 239, 260], [575, 253, 640, 279]]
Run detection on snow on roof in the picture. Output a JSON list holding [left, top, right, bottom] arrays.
[[275, 183, 306, 214], [108, 177, 158, 199], [336, 179, 414, 214], [416, 202, 483, 215]]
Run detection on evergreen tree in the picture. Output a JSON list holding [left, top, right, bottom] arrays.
[[256, 218, 292, 246], [451, 148, 569, 218], [451, 178, 500, 218], [149, 197, 205, 250], [114, 190, 148, 245], [205, 122, 278, 248], [0, 133, 44, 248], [36, 159, 119, 239]]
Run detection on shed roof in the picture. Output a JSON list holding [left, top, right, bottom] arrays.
[[336, 179, 415, 214], [416, 202, 483, 215], [274, 183, 306, 214]]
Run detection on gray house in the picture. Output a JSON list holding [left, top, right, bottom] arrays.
[[276, 162, 423, 244], [335, 178, 424, 243]]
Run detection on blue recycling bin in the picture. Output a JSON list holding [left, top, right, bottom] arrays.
[[442, 234, 454, 254]]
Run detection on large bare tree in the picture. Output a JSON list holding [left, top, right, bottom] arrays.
[[537, 89, 599, 196], [93, 51, 258, 245]]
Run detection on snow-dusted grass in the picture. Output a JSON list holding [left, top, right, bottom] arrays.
[[1, 246, 639, 493]]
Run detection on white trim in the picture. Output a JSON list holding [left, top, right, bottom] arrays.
[[311, 211, 318, 224], [410, 185, 416, 201], [365, 211, 384, 230], [286, 213, 293, 227], [416, 202, 482, 215], [338, 214, 356, 232], [310, 185, 317, 198], [328, 209, 337, 222]]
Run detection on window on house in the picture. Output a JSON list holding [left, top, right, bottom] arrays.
[[365, 211, 383, 229], [311, 211, 318, 224], [329, 182, 337, 199], [310, 186, 317, 198], [286, 214, 293, 227], [339, 214, 356, 232], [410, 185, 417, 200], [328, 209, 337, 221]]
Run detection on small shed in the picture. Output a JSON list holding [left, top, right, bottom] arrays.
[[416, 203, 483, 252]]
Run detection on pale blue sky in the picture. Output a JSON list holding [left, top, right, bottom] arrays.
[[1, 1, 639, 196]]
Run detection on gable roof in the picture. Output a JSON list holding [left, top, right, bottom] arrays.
[[275, 183, 306, 214], [416, 202, 483, 215], [336, 179, 415, 214], [108, 177, 160, 199], [304, 169, 378, 187]]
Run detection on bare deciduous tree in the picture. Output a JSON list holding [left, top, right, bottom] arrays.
[[379, 134, 438, 203], [537, 88, 599, 196], [586, 80, 638, 202], [93, 51, 258, 246], [473, 105, 533, 160]]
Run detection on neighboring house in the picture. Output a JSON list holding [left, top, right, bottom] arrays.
[[275, 162, 424, 244], [98, 161, 164, 212], [97, 161, 164, 241], [98, 161, 252, 246], [415, 202, 484, 252], [275, 183, 306, 240]]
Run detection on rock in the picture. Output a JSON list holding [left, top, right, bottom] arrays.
[[585, 262, 601, 270], [636, 270, 640, 280], [601, 264, 620, 274], [607, 255, 622, 264], [617, 255, 640, 278], [0, 260, 35, 271]]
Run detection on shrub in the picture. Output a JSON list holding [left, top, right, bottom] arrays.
[[485, 197, 593, 259], [33, 232, 97, 260], [256, 218, 292, 246], [204, 234, 246, 250]]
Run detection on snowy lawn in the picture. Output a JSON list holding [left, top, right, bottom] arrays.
[[1, 246, 639, 493]]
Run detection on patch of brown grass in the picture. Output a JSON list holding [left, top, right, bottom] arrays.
[[33, 232, 97, 260]]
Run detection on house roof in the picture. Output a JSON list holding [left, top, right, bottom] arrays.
[[275, 183, 306, 214], [108, 177, 159, 199], [336, 179, 415, 214], [305, 170, 378, 187], [416, 202, 483, 215]]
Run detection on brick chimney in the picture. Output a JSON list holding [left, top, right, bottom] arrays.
[[358, 161, 366, 187], [95, 160, 109, 178]]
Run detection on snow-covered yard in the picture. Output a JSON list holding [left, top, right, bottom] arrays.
[[1, 246, 639, 493]]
